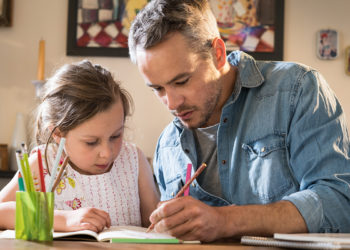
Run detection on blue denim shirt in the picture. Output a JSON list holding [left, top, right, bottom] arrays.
[[153, 51, 350, 233]]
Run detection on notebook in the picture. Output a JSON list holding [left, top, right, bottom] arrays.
[[0, 225, 200, 244], [274, 233, 350, 243], [241, 233, 350, 249]]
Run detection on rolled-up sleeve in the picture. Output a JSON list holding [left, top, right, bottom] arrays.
[[285, 69, 350, 232]]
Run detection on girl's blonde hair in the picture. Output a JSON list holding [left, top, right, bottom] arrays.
[[35, 60, 133, 148]]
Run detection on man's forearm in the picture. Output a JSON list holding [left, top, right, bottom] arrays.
[[218, 200, 308, 238]]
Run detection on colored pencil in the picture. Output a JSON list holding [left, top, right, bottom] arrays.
[[51, 156, 69, 192], [37, 149, 46, 192], [184, 163, 192, 196], [21, 143, 35, 192], [18, 172, 25, 191], [174, 163, 207, 198], [15, 150, 27, 191], [146, 163, 207, 233], [47, 138, 66, 192]]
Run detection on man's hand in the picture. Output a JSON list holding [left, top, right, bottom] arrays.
[[149, 197, 308, 242], [149, 196, 225, 242], [55, 207, 111, 232]]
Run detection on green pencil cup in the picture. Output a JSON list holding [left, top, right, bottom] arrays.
[[15, 191, 54, 241]]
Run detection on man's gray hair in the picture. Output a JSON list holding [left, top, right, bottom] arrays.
[[128, 0, 220, 64]]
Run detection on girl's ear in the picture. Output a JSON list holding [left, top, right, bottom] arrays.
[[49, 125, 62, 144], [212, 37, 227, 70]]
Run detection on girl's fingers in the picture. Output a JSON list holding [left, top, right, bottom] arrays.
[[92, 208, 111, 227]]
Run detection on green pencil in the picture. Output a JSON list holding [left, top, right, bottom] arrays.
[[18, 172, 25, 191], [110, 238, 181, 244]]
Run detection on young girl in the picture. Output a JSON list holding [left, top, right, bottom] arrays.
[[0, 60, 159, 232]]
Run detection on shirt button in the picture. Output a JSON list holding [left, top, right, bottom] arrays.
[[261, 147, 266, 152], [223, 118, 228, 123], [184, 149, 190, 154], [171, 192, 174, 197], [222, 160, 226, 164], [191, 182, 196, 187]]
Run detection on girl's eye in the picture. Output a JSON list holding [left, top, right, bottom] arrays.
[[152, 86, 163, 92], [86, 140, 98, 146], [110, 134, 121, 140]]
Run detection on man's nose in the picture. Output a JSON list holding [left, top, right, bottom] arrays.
[[162, 90, 184, 111]]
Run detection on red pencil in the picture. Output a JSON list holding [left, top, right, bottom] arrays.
[[37, 149, 46, 192]]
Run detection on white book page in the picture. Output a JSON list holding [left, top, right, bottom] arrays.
[[0, 230, 15, 239], [53, 229, 99, 240], [98, 225, 176, 242]]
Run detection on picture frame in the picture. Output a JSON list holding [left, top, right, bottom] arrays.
[[67, 0, 284, 59], [345, 46, 350, 76], [210, 0, 284, 60], [316, 29, 338, 60], [67, 0, 149, 57], [0, 0, 11, 27]]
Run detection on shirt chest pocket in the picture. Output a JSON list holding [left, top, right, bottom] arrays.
[[163, 174, 183, 201], [242, 134, 296, 202]]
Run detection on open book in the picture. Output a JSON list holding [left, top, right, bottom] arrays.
[[0, 225, 200, 244], [241, 233, 350, 249]]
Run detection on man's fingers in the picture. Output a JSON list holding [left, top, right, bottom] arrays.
[[151, 197, 188, 224]]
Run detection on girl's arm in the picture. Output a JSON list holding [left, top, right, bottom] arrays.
[[0, 153, 111, 232], [137, 148, 160, 227], [0, 171, 19, 229]]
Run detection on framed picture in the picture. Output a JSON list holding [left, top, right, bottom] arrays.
[[67, 0, 149, 57], [67, 0, 284, 59], [316, 29, 338, 60], [346, 46, 350, 76], [0, 0, 11, 27], [209, 0, 284, 60]]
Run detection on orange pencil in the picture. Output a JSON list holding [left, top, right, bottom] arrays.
[[146, 163, 207, 232], [51, 156, 69, 192]]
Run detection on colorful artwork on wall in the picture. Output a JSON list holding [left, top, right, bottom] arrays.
[[67, 0, 149, 57], [67, 0, 284, 59], [316, 29, 338, 60]]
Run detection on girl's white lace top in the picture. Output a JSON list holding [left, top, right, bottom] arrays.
[[31, 141, 141, 226]]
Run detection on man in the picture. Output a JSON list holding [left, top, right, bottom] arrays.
[[128, 0, 350, 242]]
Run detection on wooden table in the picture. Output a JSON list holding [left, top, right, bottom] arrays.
[[0, 239, 282, 249]]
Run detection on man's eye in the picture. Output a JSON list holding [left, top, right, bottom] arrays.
[[175, 78, 189, 85]]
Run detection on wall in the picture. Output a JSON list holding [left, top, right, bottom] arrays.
[[0, 0, 172, 165], [0, 0, 349, 168], [284, 0, 350, 121]]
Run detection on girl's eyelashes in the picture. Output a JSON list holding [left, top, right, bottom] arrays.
[[86, 140, 98, 146], [151, 86, 163, 93], [85, 134, 121, 146], [110, 134, 121, 141]]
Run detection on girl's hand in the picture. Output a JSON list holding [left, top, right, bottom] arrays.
[[55, 207, 111, 232]]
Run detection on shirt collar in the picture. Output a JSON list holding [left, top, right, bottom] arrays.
[[227, 51, 264, 88]]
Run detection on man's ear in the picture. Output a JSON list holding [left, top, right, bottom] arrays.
[[212, 37, 227, 70], [49, 126, 62, 144]]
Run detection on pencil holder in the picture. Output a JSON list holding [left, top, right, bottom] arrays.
[[15, 191, 54, 241]]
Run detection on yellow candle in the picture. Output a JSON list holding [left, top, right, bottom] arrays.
[[37, 39, 45, 81]]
